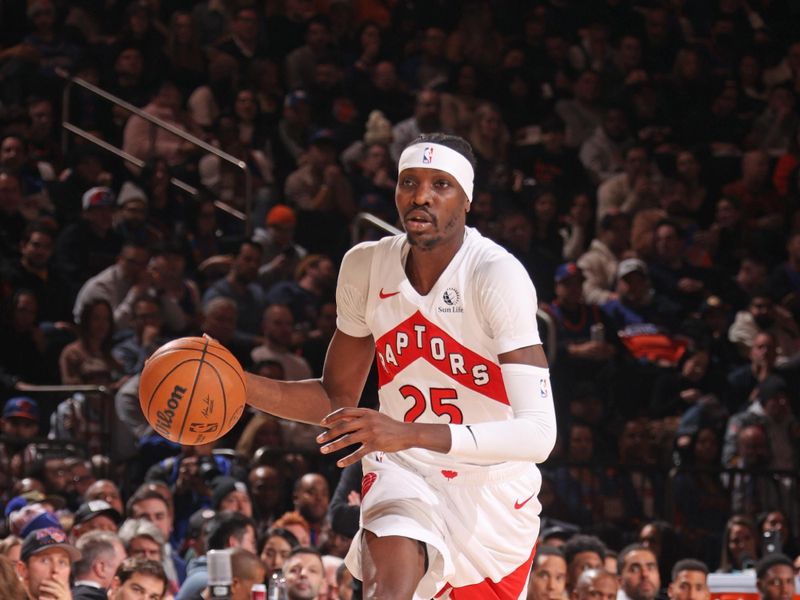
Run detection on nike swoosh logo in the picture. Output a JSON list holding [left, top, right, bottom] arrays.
[[514, 493, 536, 510], [379, 289, 400, 299]]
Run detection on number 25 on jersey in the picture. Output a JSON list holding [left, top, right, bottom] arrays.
[[401, 385, 464, 424]]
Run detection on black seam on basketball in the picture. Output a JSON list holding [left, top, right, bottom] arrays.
[[145, 348, 246, 389], [177, 337, 210, 440], [145, 358, 200, 415], [203, 360, 228, 436]]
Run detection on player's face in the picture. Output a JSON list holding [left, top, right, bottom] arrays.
[[669, 570, 709, 600], [396, 167, 469, 251], [529, 555, 567, 600]]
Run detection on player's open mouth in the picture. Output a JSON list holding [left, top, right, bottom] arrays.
[[405, 211, 433, 230]]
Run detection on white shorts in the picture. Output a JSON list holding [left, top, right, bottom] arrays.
[[344, 452, 542, 599]]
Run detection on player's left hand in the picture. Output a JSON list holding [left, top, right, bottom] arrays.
[[317, 407, 412, 467]]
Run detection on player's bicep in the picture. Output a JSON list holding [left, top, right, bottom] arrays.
[[498, 344, 548, 368], [476, 255, 541, 354], [321, 329, 375, 410]]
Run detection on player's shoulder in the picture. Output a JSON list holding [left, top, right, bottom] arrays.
[[464, 228, 527, 277], [341, 234, 404, 272]]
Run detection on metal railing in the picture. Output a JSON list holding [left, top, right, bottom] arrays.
[[350, 211, 402, 245], [58, 70, 252, 229], [14, 383, 115, 457]]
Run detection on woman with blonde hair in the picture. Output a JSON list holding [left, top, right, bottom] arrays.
[[0, 535, 22, 562], [0, 555, 26, 598]]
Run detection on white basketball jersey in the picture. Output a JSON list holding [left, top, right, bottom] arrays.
[[336, 227, 541, 472]]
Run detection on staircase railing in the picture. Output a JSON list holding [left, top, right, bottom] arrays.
[[58, 69, 252, 230]]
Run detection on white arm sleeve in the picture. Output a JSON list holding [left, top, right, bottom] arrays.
[[448, 363, 557, 463]]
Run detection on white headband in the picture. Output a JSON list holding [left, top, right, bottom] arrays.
[[398, 142, 474, 202]]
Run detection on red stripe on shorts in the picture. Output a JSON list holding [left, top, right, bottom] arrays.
[[439, 542, 538, 599]]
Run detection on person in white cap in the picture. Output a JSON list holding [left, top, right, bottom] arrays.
[[242, 133, 556, 599]]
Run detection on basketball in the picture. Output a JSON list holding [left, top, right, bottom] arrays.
[[139, 336, 247, 445]]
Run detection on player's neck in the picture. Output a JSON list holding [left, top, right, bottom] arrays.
[[406, 233, 464, 296]]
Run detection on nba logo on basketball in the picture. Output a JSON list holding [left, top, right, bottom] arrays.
[[423, 147, 434, 164]]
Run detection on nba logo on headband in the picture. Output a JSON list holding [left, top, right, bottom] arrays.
[[422, 147, 434, 164]]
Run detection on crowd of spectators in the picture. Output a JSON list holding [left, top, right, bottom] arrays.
[[2, 0, 800, 598]]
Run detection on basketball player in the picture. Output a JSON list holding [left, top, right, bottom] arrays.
[[245, 133, 557, 599]]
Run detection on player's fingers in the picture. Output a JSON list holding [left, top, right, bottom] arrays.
[[336, 444, 371, 468], [320, 407, 366, 426], [319, 431, 365, 455], [316, 417, 362, 444]]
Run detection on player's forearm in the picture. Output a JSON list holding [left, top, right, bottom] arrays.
[[448, 363, 557, 463], [407, 422, 453, 454], [245, 372, 332, 425]]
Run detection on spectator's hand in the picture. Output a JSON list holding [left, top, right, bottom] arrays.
[[677, 278, 703, 293], [318, 408, 420, 467], [38, 577, 72, 600]]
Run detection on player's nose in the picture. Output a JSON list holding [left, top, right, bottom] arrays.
[[411, 182, 434, 205]]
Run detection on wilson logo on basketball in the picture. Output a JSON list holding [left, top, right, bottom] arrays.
[[155, 385, 187, 435]]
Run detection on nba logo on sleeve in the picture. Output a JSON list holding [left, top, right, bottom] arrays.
[[423, 147, 434, 164]]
